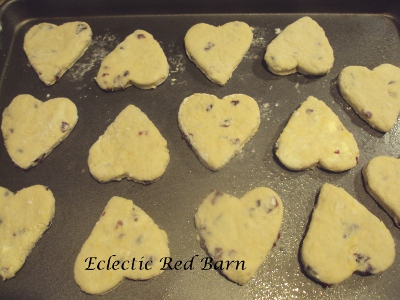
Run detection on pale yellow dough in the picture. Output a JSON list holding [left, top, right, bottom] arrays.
[[88, 105, 169, 183], [195, 188, 283, 285], [184, 21, 253, 85], [338, 64, 400, 132], [301, 183, 395, 285], [1, 94, 78, 169], [24, 22, 92, 85], [363, 156, 400, 227], [96, 30, 169, 90], [0, 185, 55, 280], [74, 196, 170, 295], [178, 93, 260, 171], [275, 96, 359, 172], [265, 16, 334, 76]]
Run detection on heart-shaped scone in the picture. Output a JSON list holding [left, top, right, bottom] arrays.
[[363, 156, 400, 228], [0, 185, 55, 280], [96, 30, 169, 90], [338, 64, 400, 132], [1, 94, 78, 169], [195, 188, 283, 285], [178, 93, 260, 171], [265, 16, 334, 76], [184, 21, 253, 85], [275, 96, 359, 172], [24, 22, 92, 85], [301, 183, 395, 285], [74, 196, 170, 295], [88, 105, 169, 183]]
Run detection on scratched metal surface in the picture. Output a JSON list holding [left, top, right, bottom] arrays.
[[0, 0, 400, 299]]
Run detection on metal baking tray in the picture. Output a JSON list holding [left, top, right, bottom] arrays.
[[0, 0, 399, 299]]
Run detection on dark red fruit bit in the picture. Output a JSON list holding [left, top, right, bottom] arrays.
[[115, 220, 123, 229], [256, 199, 261, 207], [354, 253, 370, 263], [13, 233, 16, 237], [214, 247, 223, 260], [363, 110, 372, 119], [206, 104, 213, 111], [139, 131, 149, 136], [60, 121, 69, 133], [137, 33, 146, 39], [277, 232, 281, 241], [221, 119, 231, 127], [55, 76, 60, 81], [231, 100, 240, 106], [76, 23, 88, 34], [365, 264, 375, 274], [120, 46, 125, 50], [306, 108, 314, 113], [34, 154, 45, 163], [232, 138, 240, 145], [45, 186, 49, 191], [211, 190, 223, 205], [101, 211, 106, 217], [123, 71, 130, 76], [134, 217, 139, 222], [102, 73, 109, 77], [267, 197, 279, 213], [356, 157, 359, 165], [142, 181, 152, 185], [204, 42, 215, 51], [334, 150, 340, 154]]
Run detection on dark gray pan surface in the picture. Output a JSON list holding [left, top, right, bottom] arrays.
[[0, 0, 399, 299]]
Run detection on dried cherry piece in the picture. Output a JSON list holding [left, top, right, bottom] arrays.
[[76, 23, 88, 34]]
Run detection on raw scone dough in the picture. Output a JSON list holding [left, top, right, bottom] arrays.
[[24, 22, 92, 85], [96, 30, 169, 90], [88, 104, 169, 183], [178, 93, 260, 171], [1, 94, 78, 169], [301, 183, 395, 285], [275, 96, 359, 172], [74, 196, 170, 295], [338, 64, 400, 132], [363, 156, 400, 227], [265, 16, 334, 76], [0, 185, 55, 280], [184, 21, 253, 85], [195, 188, 283, 285]]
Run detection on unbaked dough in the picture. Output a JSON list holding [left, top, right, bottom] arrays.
[[338, 64, 400, 132], [195, 187, 283, 285], [0, 185, 55, 280], [95, 30, 169, 90], [275, 96, 359, 172], [1, 94, 78, 169], [88, 105, 169, 183], [184, 21, 253, 85], [178, 93, 260, 171], [301, 183, 395, 285], [24, 22, 92, 85], [265, 16, 334, 76], [363, 156, 400, 228], [74, 196, 170, 294]]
